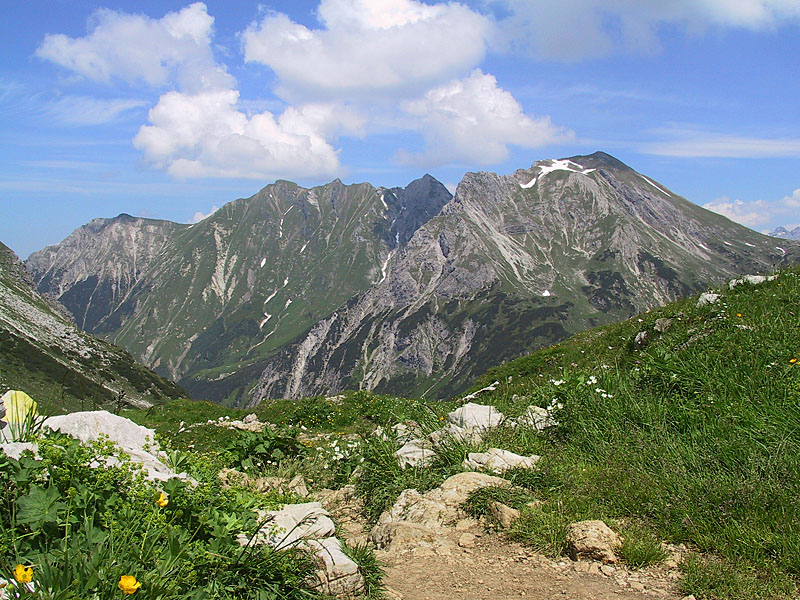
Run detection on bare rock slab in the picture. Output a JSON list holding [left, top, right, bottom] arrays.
[[244, 502, 336, 550], [566, 520, 621, 564], [448, 402, 505, 430], [463, 448, 541, 474], [305, 537, 365, 597], [395, 439, 436, 469]]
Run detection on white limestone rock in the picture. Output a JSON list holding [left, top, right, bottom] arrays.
[[517, 406, 558, 431], [696, 292, 720, 307], [489, 501, 521, 529], [447, 403, 505, 430], [463, 448, 541, 474], [42, 410, 189, 482], [428, 423, 482, 446], [242, 502, 336, 550], [729, 274, 776, 289], [395, 439, 436, 469], [0, 442, 38, 460], [305, 537, 365, 597]]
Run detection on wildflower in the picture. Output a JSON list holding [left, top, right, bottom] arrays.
[[550, 379, 565, 386], [587, 375, 598, 385], [156, 492, 168, 507], [14, 565, 32, 584], [736, 313, 743, 317], [118, 575, 141, 594], [791, 358, 798, 364]]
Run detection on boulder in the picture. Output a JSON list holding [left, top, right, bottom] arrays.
[[433, 471, 512, 508], [42, 410, 189, 482], [654, 318, 674, 333], [242, 502, 336, 550], [0, 442, 38, 460], [395, 439, 436, 469], [305, 537, 365, 597], [370, 521, 451, 555], [696, 292, 720, 307], [566, 520, 621, 563], [447, 403, 505, 430], [463, 448, 540, 474], [634, 331, 647, 346], [729, 274, 776, 289], [489, 501, 520, 529], [378, 489, 448, 528]]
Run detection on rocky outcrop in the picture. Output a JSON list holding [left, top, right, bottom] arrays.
[[240, 501, 365, 597], [370, 472, 511, 555], [566, 520, 622, 564]]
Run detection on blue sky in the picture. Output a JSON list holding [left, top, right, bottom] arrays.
[[2, 0, 800, 258]]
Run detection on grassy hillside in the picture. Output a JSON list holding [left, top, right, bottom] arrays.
[[458, 267, 800, 598], [6, 267, 795, 599]]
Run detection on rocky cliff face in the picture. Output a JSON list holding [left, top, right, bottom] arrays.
[[25, 152, 799, 405], [1, 241, 185, 409], [250, 152, 799, 402], [27, 177, 452, 405], [26, 214, 185, 332]]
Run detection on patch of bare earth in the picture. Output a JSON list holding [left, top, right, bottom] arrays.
[[377, 528, 684, 600]]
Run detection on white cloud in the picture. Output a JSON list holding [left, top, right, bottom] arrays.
[[396, 70, 572, 166], [190, 204, 219, 223], [704, 189, 800, 228], [45, 96, 147, 126], [242, 0, 491, 99], [641, 133, 800, 158], [491, 0, 800, 60], [133, 89, 362, 179], [703, 197, 770, 227], [35, 2, 232, 92]]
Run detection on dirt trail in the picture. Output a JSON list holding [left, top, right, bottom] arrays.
[[377, 529, 685, 600]]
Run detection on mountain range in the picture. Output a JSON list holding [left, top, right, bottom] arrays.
[[25, 152, 800, 405], [770, 226, 800, 240]]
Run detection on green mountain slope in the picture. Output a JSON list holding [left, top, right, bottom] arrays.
[[28, 176, 452, 405], [0, 241, 186, 411]]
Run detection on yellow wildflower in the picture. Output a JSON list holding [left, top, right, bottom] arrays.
[[156, 492, 169, 507], [118, 575, 141, 594], [14, 565, 33, 584], [736, 313, 743, 317], [790, 358, 798, 364]]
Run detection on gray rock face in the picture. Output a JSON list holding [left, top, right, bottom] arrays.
[[26, 214, 185, 332], [250, 152, 799, 402], [770, 226, 800, 240], [27, 177, 450, 405], [0, 241, 184, 408]]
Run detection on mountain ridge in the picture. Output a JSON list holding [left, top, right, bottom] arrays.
[[25, 152, 800, 404]]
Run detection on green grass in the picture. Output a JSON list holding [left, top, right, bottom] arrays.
[[458, 268, 800, 597]]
